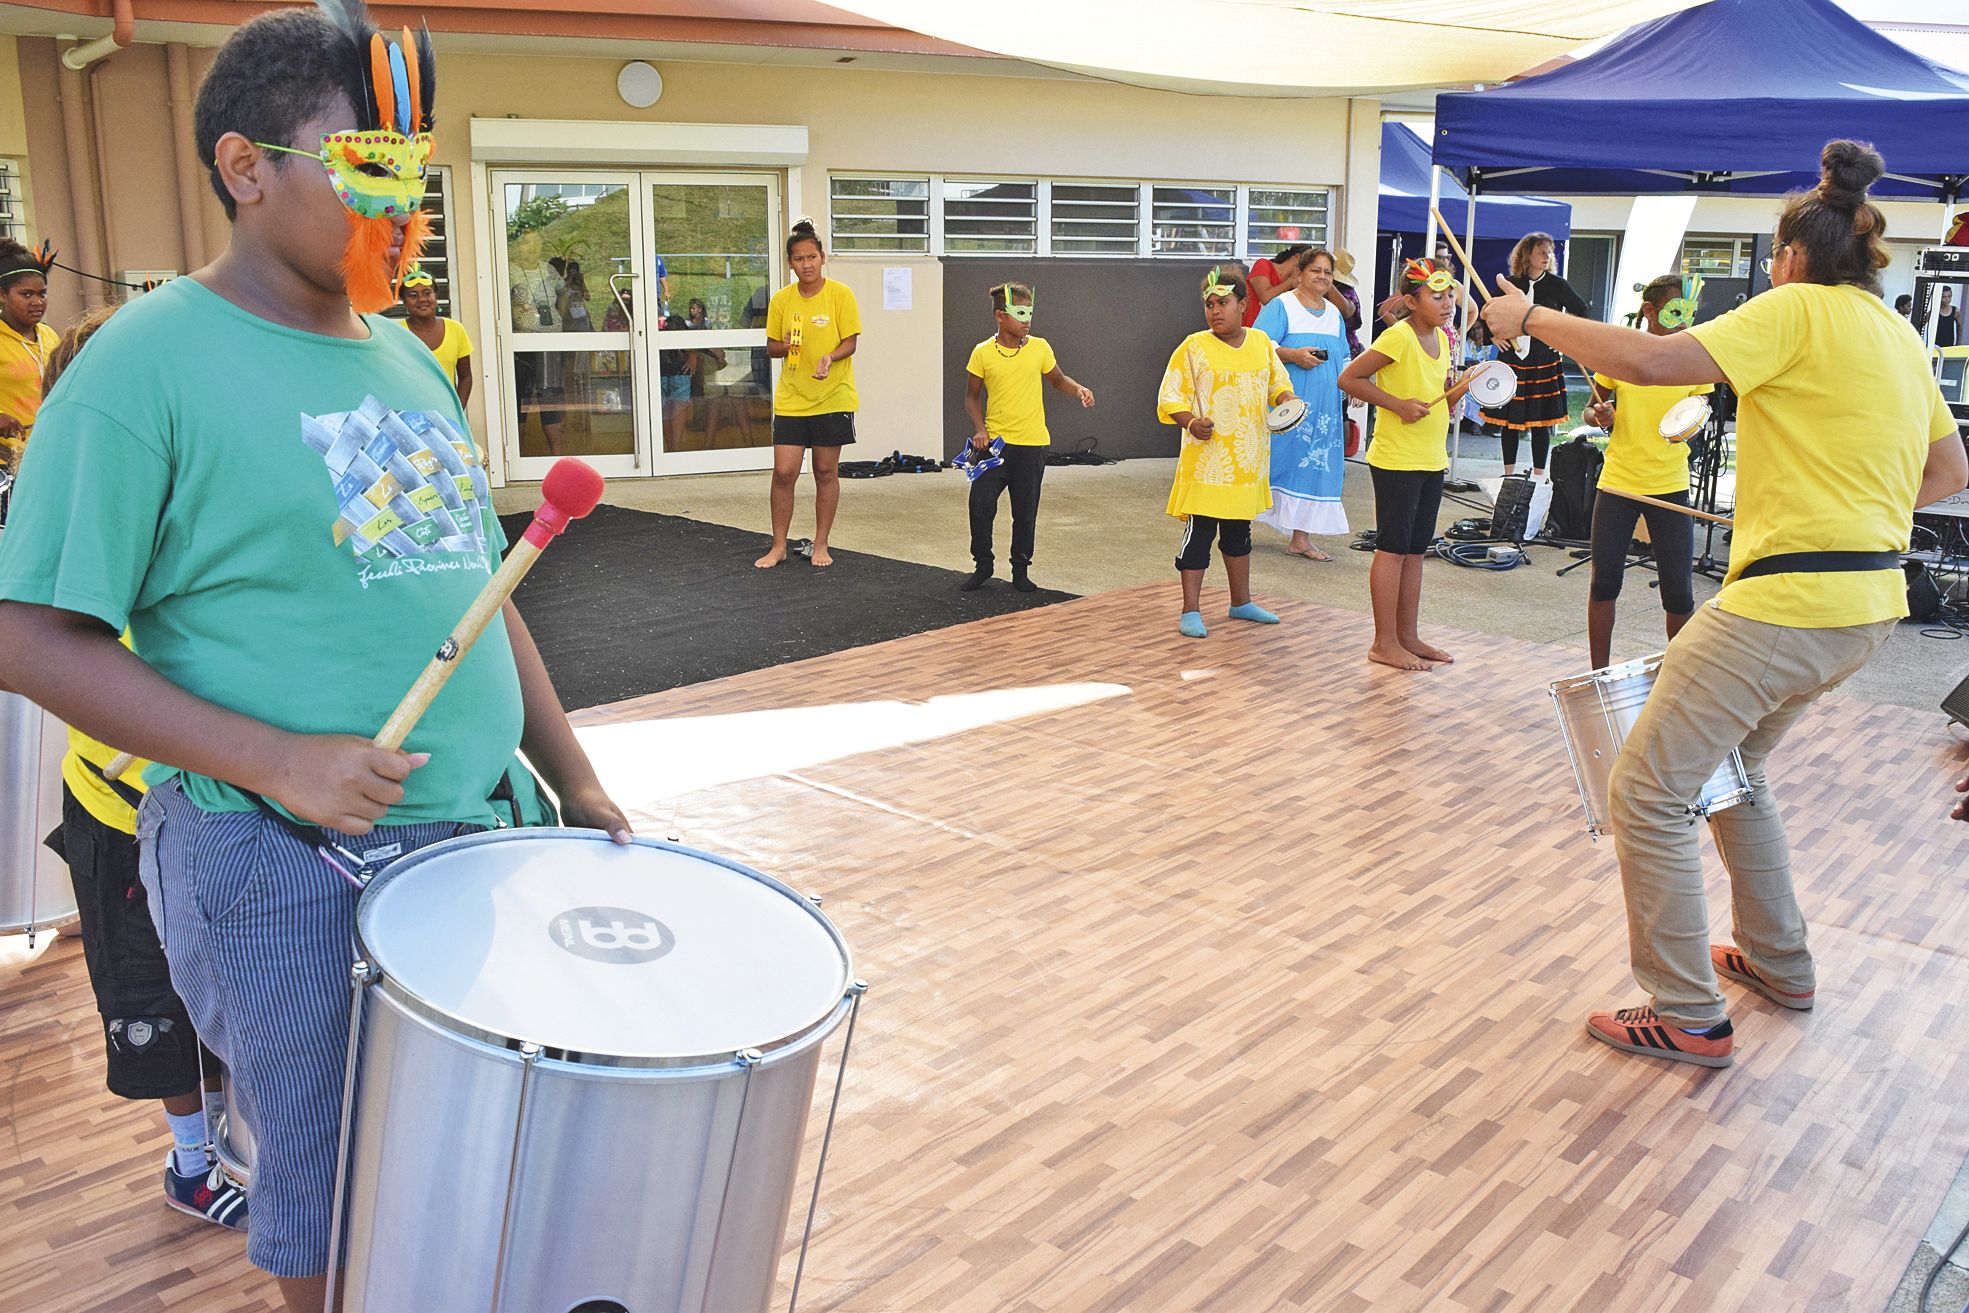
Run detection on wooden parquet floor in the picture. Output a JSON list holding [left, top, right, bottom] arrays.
[[5, 584, 1967, 1312]]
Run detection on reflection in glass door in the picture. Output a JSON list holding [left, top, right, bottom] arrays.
[[498, 174, 645, 479], [646, 173, 780, 468]]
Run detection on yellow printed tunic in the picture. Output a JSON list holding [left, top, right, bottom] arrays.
[[1157, 328, 1292, 521]]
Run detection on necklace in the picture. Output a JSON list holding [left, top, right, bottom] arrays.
[[993, 336, 1026, 357]]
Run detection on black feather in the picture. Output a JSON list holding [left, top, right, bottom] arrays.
[[312, 0, 380, 132], [415, 21, 437, 133]]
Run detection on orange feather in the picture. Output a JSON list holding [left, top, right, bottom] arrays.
[[340, 211, 399, 315], [368, 33, 395, 134]]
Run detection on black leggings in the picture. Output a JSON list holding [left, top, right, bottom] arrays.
[[1589, 488, 1695, 615], [1175, 515, 1252, 571], [1499, 425, 1553, 470]]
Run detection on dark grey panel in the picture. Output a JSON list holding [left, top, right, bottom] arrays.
[[940, 258, 1228, 461]]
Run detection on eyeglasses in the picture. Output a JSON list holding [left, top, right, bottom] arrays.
[[1760, 243, 1786, 276]]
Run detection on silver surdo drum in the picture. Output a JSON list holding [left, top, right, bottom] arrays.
[[212, 1061, 255, 1185], [1549, 654, 1753, 838], [1, 692, 78, 945], [331, 830, 864, 1313]]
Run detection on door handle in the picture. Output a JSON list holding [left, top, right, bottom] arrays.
[[608, 272, 636, 328]]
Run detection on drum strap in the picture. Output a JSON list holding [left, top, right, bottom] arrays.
[[1734, 550, 1901, 580], [79, 755, 146, 812]]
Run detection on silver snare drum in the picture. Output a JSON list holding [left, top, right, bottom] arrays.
[[1, 693, 79, 945], [332, 830, 863, 1313], [1549, 654, 1753, 838]]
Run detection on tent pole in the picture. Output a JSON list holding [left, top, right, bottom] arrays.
[[1425, 165, 1441, 253], [1448, 179, 1479, 490]]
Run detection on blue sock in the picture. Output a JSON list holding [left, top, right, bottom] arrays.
[[165, 1108, 209, 1176], [1178, 611, 1207, 639], [1228, 601, 1278, 624]]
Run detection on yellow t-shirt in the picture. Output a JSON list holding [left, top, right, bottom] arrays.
[[404, 317, 473, 388], [1365, 319, 1452, 472], [0, 318, 59, 464], [766, 279, 862, 417], [965, 334, 1058, 446], [61, 633, 149, 835], [1689, 282, 1958, 627], [1157, 328, 1292, 521], [1593, 373, 1711, 496]]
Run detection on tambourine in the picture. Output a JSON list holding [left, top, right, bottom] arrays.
[[1658, 396, 1710, 444], [1266, 397, 1309, 432], [1462, 359, 1518, 409], [956, 436, 1006, 480]]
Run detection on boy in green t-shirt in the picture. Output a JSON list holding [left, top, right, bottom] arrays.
[[959, 282, 1094, 592], [0, 6, 627, 1307]]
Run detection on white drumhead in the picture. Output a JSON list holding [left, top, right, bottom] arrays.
[[357, 832, 852, 1062], [1659, 395, 1709, 442], [1266, 397, 1308, 432], [1466, 360, 1517, 408]]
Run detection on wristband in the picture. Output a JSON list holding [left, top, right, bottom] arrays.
[[1518, 305, 1536, 338]]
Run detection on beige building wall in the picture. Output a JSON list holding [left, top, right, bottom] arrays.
[[9, 38, 1379, 478]]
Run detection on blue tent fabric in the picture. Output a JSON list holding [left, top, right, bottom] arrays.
[[1379, 122, 1570, 239], [1434, 0, 1969, 199]]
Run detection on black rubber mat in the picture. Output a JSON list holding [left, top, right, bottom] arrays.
[[499, 503, 1075, 710]]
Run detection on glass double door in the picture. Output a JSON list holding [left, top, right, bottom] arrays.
[[494, 169, 782, 479]]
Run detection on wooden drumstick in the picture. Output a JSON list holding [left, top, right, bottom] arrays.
[[374, 457, 605, 751], [108, 460, 608, 775], [1599, 484, 1734, 526], [1428, 208, 1494, 306]]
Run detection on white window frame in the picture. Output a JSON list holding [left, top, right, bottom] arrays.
[[823, 173, 1335, 261]]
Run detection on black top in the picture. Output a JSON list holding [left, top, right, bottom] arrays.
[[1938, 305, 1960, 349], [1502, 272, 1592, 367]]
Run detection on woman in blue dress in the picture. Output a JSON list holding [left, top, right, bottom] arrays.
[[1254, 247, 1355, 558]]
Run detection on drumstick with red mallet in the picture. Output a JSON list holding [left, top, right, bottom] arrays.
[[103, 457, 605, 780]]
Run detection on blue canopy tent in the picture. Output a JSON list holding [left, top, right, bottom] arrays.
[[1433, 0, 1969, 209], [1379, 121, 1571, 299]]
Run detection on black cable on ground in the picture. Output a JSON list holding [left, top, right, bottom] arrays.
[[1920, 1214, 1969, 1313]]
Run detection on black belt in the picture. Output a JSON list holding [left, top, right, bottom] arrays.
[[1735, 550, 1901, 581], [80, 755, 146, 812]]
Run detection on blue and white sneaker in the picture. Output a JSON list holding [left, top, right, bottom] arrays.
[[163, 1155, 249, 1231]]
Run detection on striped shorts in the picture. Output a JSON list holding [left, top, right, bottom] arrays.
[[137, 778, 472, 1278]]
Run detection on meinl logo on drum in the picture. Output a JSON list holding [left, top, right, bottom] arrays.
[[551, 905, 676, 964]]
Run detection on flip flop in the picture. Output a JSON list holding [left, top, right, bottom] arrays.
[[1291, 546, 1333, 561]]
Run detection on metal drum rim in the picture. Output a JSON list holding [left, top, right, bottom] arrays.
[[354, 828, 857, 1069], [1547, 652, 1664, 695]]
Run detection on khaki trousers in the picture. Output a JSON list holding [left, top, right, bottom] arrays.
[[1606, 603, 1894, 1026]]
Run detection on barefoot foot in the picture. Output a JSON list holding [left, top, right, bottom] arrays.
[[1367, 641, 1435, 671], [1405, 639, 1454, 663], [754, 545, 787, 569], [810, 546, 834, 567]]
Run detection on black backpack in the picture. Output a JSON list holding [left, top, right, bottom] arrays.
[[1545, 437, 1604, 542]]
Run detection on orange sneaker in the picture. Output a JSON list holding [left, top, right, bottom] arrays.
[[1586, 1004, 1734, 1068], [1711, 945, 1814, 1011]]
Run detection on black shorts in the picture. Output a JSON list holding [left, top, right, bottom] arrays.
[[772, 411, 857, 447], [1370, 466, 1446, 556], [60, 786, 209, 1101], [1175, 515, 1253, 571]]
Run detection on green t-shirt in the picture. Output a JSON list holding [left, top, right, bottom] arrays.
[[0, 278, 523, 825]]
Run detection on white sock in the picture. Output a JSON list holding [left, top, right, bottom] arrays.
[[165, 1108, 209, 1176]]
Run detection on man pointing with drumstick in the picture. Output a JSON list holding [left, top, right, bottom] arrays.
[[0, 4, 627, 1307], [1482, 140, 1965, 1069]]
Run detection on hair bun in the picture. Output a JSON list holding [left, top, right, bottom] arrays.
[[1819, 139, 1884, 206], [791, 216, 818, 236]]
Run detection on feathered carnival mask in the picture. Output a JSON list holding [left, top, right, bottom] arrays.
[[1201, 266, 1241, 301], [258, 0, 437, 313], [1630, 274, 1702, 329], [1402, 258, 1456, 294]]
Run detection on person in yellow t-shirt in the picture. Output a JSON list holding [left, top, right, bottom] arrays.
[[1157, 267, 1295, 639], [1341, 257, 1481, 672], [1581, 272, 1715, 667], [756, 218, 862, 570], [399, 266, 474, 407], [959, 281, 1095, 594], [0, 236, 60, 478], [1484, 140, 1968, 1071], [37, 306, 248, 1228]]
